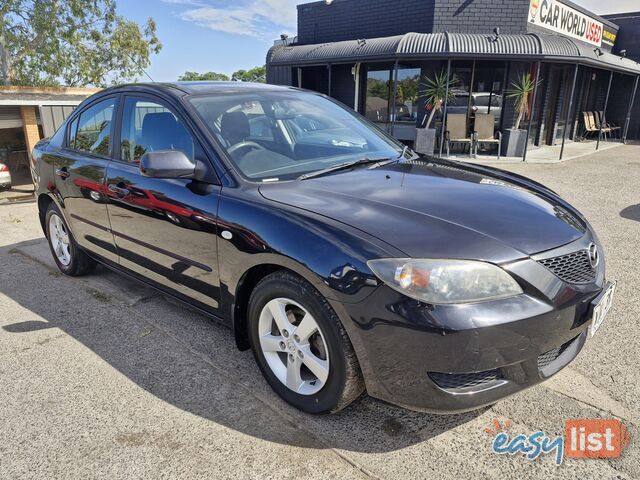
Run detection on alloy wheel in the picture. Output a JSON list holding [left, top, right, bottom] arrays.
[[258, 297, 330, 395], [49, 213, 71, 266]]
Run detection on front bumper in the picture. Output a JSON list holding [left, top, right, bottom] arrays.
[[339, 237, 607, 413]]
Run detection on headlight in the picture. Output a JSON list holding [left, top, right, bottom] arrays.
[[367, 258, 522, 304]]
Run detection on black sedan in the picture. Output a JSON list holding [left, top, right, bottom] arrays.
[[32, 82, 615, 414]]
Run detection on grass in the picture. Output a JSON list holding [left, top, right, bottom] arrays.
[[85, 287, 112, 303]]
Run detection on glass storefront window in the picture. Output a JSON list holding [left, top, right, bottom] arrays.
[[448, 61, 473, 120], [365, 69, 391, 123], [365, 66, 421, 125], [473, 61, 506, 131], [395, 67, 421, 123]]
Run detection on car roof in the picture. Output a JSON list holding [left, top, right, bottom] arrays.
[[101, 81, 298, 96]]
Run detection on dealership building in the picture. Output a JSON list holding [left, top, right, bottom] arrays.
[[266, 0, 640, 159]]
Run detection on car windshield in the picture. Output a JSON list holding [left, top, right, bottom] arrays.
[[189, 90, 403, 182]]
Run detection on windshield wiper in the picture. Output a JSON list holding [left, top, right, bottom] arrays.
[[298, 157, 389, 181]]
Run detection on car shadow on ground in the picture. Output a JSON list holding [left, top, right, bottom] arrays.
[[0, 239, 484, 453], [620, 204, 640, 222]]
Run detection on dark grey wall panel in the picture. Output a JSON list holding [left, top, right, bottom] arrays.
[[39, 105, 77, 137], [297, 0, 435, 44], [266, 65, 293, 86], [603, 12, 640, 61]]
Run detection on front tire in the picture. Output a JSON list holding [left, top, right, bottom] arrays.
[[45, 203, 95, 276], [248, 271, 365, 414]]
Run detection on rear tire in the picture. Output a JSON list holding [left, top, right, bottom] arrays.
[[45, 203, 95, 276], [248, 271, 364, 414]]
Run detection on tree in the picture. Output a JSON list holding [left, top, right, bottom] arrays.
[[506, 72, 540, 130], [420, 69, 457, 128], [0, 0, 161, 87], [231, 65, 266, 83], [178, 71, 230, 81]]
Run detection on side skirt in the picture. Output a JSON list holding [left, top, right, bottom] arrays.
[[84, 250, 231, 330]]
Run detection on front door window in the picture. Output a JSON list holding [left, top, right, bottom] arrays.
[[120, 97, 195, 164]]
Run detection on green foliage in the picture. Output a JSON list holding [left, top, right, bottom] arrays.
[[396, 75, 419, 106], [367, 78, 388, 100], [420, 69, 457, 128], [231, 65, 266, 83], [179, 71, 230, 81], [179, 65, 267, 84], [506, 72, 540, 130], [0, 0, 162, 87]]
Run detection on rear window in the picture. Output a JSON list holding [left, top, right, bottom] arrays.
[[69, 98, 116, 157]]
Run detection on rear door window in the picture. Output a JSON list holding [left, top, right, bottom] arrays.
[[69, 98, 116, 157]]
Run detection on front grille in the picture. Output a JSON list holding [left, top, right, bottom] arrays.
[[429, 369, 502, 390], [538, 250, 596, 284], [537, 336, 577, 370]]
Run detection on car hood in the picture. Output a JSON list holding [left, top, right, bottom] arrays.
[[258, 158, 586, 262]]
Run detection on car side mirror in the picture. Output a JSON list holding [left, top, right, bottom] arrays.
[[139, 150, 196, 179]]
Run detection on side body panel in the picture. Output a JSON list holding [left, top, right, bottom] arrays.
[[215, 186, 401, 320], [105, 160, 222, 312], [55, 148, 118, 263], [48, 96, 120, 263]]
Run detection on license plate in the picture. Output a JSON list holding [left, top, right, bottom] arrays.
[[591, 282, 616, 337]]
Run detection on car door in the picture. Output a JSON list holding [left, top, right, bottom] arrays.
[[105, 94, 222, 312], [53, 96, 119, 263]]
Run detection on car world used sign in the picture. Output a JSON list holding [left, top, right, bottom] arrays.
[[529, 0, 603, 47]]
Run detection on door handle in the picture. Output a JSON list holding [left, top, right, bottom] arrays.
[[108, 183, 130, 197], [55, 167, 70, 179]]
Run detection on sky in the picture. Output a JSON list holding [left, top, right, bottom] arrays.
[[117, 0, 306, 82], [117, 0, 640, 83]]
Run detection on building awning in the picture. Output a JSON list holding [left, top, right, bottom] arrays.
[[0, 86, 98, 106], [268, 32, 640, 75], [0, 95, 88, 106]]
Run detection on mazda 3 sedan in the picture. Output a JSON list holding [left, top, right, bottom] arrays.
[[32, 82, 615, 414]]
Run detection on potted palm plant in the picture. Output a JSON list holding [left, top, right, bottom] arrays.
[[503, 72, 539, 157], [414, 69, 456, 155]]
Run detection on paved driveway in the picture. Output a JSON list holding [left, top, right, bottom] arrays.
[[1, 146, 639, 479]]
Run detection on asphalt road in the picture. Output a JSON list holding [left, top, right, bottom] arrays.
[[1, 145, 639, 479]]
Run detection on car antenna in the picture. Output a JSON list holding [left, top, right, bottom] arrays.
[[127, 53, 155, 82]]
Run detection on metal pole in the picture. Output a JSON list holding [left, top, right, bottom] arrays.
[[559, 64, 579, 160], [467, 60, 476, 132], [622, 75, 639, 144], [353, 63, 361, 112], [391, 60, 399, 136], [596, 70, 613, 150], [327, 64, 332, 97], [499, 61, 510, 131], [439, 59, 452, 157], [522, 61, 541, 163]]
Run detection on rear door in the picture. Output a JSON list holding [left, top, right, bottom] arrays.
[[105, 94, 222, 313], [53, 96, 119, 263]]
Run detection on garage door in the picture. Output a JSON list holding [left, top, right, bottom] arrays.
[[0, 107, 23, 129]]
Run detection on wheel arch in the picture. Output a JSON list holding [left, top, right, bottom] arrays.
[[230, 257, 337, 351], [37, 193, 56, 236]]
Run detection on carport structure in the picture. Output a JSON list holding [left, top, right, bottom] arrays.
[[267, 32, 640, 160], [0, 86, 97, 185]]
